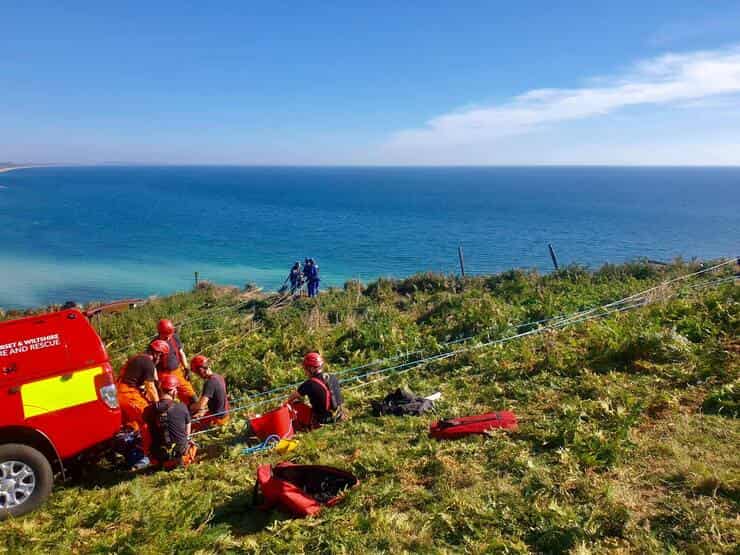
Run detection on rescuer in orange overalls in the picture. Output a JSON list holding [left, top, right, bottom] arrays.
[[155, 319, 197, 405], [117, 339, 170, 456]]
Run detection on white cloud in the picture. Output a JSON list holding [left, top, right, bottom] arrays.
[[385, 46, 740, 157]]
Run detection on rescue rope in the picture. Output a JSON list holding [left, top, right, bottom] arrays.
[[204, 258, 737, 413], [341, 273, 738, 394], [211, 271, 735, 420], [340, 298, 651, 393], [190, 261, 737, 432], [241, 434, 281, 455], [107, 289, 268, 355], [201, 315, 575, 418]]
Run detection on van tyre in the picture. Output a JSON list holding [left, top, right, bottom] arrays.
[[0, 444, 53, 519]]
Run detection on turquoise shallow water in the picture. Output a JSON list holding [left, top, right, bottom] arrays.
[[0, 166, 738, 308]]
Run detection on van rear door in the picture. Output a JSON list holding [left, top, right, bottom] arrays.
[[0, 311, 97, 421], [0, 315, 74, 427]]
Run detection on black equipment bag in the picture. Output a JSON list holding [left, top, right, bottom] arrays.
[[371, 387, 434, 417]]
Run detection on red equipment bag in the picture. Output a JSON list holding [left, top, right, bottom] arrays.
[[289, 400, 315, 431], [430, 411, 518, 439], [249, 405, 295, 440], [254, 462, 359, 517]]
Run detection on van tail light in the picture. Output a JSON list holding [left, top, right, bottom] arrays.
[[95, 366, 119, 409]]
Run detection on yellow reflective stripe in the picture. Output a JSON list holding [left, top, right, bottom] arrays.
[[22, 367, 101, 418]]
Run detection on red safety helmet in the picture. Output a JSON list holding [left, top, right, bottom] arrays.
[[303, 352, 324, 370], [157, 319, 175, 337], [190, 354, 209, 372], [159, 373, 180, 391], [149, 339, 171, 356]]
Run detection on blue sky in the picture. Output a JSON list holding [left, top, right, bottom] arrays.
[[2, 1, 740, 165]]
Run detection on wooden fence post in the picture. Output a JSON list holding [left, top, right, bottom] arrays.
[[194, 271, 199, 288], [458, 245, 466, 277], [548, 243, 559, 270]]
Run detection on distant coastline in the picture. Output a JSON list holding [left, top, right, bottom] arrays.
[[0, 164, 47, 173], [0, 164, 69, 174], [0, 166, 34, 174]]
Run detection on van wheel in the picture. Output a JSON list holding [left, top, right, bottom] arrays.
[[0, 444, 53, 519]]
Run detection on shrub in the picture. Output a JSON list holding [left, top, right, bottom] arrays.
[[395, 272, 459, 295], [702, 383, 739, 417], [417, 293, 514, 342]]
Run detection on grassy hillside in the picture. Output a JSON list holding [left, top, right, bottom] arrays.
[[1, 261, 738, 554]]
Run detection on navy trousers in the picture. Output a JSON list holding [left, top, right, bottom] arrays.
[[307, 279, 320, 297]]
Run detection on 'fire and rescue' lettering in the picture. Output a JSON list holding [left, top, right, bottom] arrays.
[[0, 333, 62, 357]]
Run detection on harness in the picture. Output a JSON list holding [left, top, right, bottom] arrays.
[[154, 399, 198, 469], [157, 399, 175, 448], [165, 336, 180, 371], [310, 376, 332, 412]]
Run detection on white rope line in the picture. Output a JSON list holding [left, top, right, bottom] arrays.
[[190, 265, 737, 433], [213, 259, 737, 409]]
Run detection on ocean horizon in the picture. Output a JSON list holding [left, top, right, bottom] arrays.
[[1, 165, 738, 309]]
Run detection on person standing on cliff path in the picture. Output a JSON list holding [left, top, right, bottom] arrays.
[[302, 258, 311, 292], [288, 261, 303, 294], [306, 258, 320, 297]]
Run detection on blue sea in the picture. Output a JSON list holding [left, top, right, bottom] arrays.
[[0, 166, 738, 309]]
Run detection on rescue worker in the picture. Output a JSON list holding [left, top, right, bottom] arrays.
[[154, 318, 197, 405], [306, 259, 320, 297], [117, 339, 170, 457], [288, 261, 303, 294], [149, 373, 197, 469], [286, 352, 344, 427], [302, 258, 311, 288], [189, 355, 230, 428]]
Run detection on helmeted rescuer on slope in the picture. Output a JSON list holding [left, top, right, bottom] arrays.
[[154, 318, 197, 405], [189, 355, 230, 429], [286, 352, 344, 427], [149, 373, 197, 469], [117, 339, 169, 456]]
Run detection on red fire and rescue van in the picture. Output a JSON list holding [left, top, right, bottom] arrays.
[[0, 309, 121, 518]]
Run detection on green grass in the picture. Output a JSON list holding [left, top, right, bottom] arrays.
[[1, 260, 738, 554]]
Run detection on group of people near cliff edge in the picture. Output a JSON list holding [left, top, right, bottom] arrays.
[[115, 317, 343, 470], [285, 258, 321, 297]]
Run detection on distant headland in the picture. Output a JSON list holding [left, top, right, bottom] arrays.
[[0, 164, 34, 173], [0, 163, 148, 173], [0, 163, 60, 173]]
